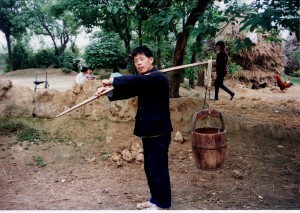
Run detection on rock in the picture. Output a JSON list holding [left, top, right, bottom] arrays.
[[111, 153, 121, 162], [76, 142, 83, 147], [121, 149, 133, 162], [106, 136, 113, 143], [0, 86, 35, 118], [116, 160, 123, 167], [232, 170, 243, 179], [0, 79, 12, 97], [85, 157, 97, 162], [136, 153, 144, 162], [131, 142, 142, 158], [174, 131, 184, 143]]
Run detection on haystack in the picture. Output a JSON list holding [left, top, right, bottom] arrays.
[[216, 21, 285, 84], [232, 34, 285, 83]]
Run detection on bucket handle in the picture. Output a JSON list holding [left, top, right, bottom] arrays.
[[190, 109, 225, 132]]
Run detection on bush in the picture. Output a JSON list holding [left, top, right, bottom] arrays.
[[84, 41, 128, 69], [0, 120, 23, 135], [31, 48, 57, 68], [33, 156, 47, 167], [17, 127, 40, 142], [228, 62, 243, 76], [293, 70, 300, 77], [11, 41, 33, 70], [58, 50, 77, 73]]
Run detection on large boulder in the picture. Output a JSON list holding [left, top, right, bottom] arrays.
[[0, 86, 35, 118]]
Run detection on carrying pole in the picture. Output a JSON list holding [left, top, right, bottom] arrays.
[[56, 60, 215, 117]]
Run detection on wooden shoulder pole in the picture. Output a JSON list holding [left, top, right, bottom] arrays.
[[56, 87, 114, 117], [56, 60, 215, 117]]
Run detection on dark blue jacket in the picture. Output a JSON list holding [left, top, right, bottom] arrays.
[[108, 67, 173, 137]]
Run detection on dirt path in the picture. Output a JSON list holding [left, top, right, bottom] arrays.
[[0, 68, 77, 92], [0, 69, 299, 210]]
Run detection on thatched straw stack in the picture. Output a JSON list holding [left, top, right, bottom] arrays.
[[216, 20, 285, 83], [233, 34, 284, 73]]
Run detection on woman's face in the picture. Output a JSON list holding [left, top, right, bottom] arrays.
[[216, 45, 221, 52], [87, 69, 93, 74]]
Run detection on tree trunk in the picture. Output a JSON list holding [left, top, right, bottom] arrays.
[[122, 15, 134, 74], [156, 34, 162, 70], [189, 35, 202, 88], [5, 32, 13, 71], [138, 20, 142, 46], [189, 53, 199, 89], [169, 0, 210, 98]]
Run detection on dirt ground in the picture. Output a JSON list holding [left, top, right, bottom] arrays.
[[0, 69, 300, 210]]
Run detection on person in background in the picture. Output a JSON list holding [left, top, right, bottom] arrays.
[[75, 66, 88, 84], [214, 40, 235, 100], [95, 46, 173, 210], [109, 67, 122, 82], [86, 67, 96, 80]]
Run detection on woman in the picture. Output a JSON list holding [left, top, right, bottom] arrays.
[[214, 40, 235, 100]]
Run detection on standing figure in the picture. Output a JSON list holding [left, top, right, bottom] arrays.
[[95, 46, 173, 210], [214, 41, 235, 100]]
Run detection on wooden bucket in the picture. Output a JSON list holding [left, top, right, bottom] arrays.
[[191, 109, 227, 170]]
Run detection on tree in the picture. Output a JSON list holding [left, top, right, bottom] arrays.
[[0, 0, 27, 71], [84, 31, 128, 69], [240, 0, 300, 41], [169, 0, 211, 97], [25, 0, 79, 59]]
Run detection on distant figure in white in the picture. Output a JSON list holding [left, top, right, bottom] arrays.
[[76, 66, 88, 84], [76, 66, 96, 84], [109, 67, 122, 82]]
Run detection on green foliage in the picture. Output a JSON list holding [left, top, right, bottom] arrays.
[[228, 62, 243, 76], [84, 40, 128, 69], [33, 156, 47, 167], [282, 73, 300, 85], [293, 70, 300, 78], [192, 4, 229, 40], [0, 0, 28, 71], [17, 127, 40, 142], [31, 48, 57, 68], [227, 38, 252, 53], [25, 0, 80, 58], [93, 70, 99, 75], [0, 0, 27, 36], [289, 50, 300, 65], [11, 40, 33, 70], [240, 0, 300, 41], [0, 120, 23, 135], [58, 50, 77, 73]]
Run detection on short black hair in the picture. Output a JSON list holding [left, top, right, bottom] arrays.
[[81, 66, 88, 72], [216, 40, 226, 50], [113, 67, 119, 73], [131, 46, 153, 61], [88, 67, 93, 70]]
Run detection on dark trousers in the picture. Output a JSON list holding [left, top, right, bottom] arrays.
[[142, 133, 171, 208], [214, 73, 233, 99]]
